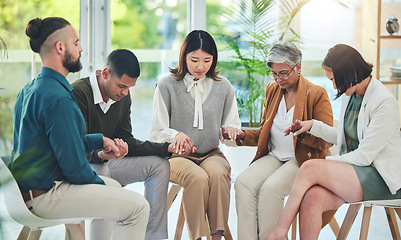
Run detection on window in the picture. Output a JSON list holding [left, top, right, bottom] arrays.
[[0, 0, 80, 156]]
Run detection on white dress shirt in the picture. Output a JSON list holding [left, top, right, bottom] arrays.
[[89, 71, 116, 114]]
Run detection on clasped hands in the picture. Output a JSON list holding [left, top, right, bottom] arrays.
[[98, 136, 129, 160], [169, 132, 196, 156], [219, 120, 313, 143], [169, 126, 245, 156], [220, 125, 244, 141]]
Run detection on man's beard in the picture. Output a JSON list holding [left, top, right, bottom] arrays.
[[63, 49, 82, 73]]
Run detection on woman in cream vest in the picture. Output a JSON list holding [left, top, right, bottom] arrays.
[[151, 30, 241, 240]]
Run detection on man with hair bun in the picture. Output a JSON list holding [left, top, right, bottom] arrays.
[[9, 17, 149, 240]]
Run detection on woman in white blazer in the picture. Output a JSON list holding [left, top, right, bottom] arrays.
[[266, 44, 401, 240]]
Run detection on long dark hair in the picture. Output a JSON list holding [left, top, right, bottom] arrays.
[[322, 44, 373, 99], [170, 30, 220, 81]]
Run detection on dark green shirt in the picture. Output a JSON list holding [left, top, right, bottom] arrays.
[[344, 93, 364, 152], [71, 77, 170, 163], [10, 67, 104, 192]]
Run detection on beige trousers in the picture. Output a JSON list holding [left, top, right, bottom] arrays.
[[26, 176, 150, 240], [169, 149, 231, 240], [234, 155, 299, 240]]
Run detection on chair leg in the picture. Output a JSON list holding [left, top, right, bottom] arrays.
[[395, 208, 401, 220], [359, 206, 372, 240], [80, 220, 85, 235], [291, 215, 297, 240], [174, 201, 185, 240], [17, 226, 31, 240], [27, 230, 42, 240], [167, 184, 182, 211], [337, 203, 362, 240], [65, 224, 85, 240], [384, 207, 401, 240], [329, 217, 340, 237]]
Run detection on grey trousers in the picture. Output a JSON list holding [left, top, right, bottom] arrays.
[[234, 155, 299, 240], [90, 155, 170, 240], [26, 176, 149, 240]]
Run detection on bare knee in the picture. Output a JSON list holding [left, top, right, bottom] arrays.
[[297, 159, 325, 182]]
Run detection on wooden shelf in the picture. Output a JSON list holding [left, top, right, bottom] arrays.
[[375, 0, 401, 79], [380, 78, 401, 85], [380, 34, 401, 39]]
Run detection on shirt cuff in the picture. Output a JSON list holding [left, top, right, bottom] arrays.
[[85, 133, 103, 150]]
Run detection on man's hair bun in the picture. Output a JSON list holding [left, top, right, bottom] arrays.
[[25, 17, 70, 53], [25, 18, 43, 39]]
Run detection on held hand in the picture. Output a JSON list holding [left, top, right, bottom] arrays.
[[98, 149, 116, 160], [284, 120, 313, 136], [102, 136, 120, 155], [172, 132, 196, 155], [168, 141, 194, 156], [221, 125, 244, 141], [99, 136, 126, 160], [283, 120, 302, 136], [113, 138, 128, 158]]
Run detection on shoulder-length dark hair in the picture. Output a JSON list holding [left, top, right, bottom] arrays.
[[170, 30, 220, 81], [322, 44, 373, 99]]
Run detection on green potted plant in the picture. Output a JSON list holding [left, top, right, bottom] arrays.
[[220, 0, 346, 127]]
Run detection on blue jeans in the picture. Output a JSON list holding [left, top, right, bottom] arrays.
[[90, 155, 170, 240]]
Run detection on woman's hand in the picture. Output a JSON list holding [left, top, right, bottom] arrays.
[[221, 125, 244, 141], [171, 132, 196, 155], [284, 119, 313, 136]]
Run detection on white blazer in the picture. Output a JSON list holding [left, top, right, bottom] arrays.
[[310, 78, 401, 194]]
